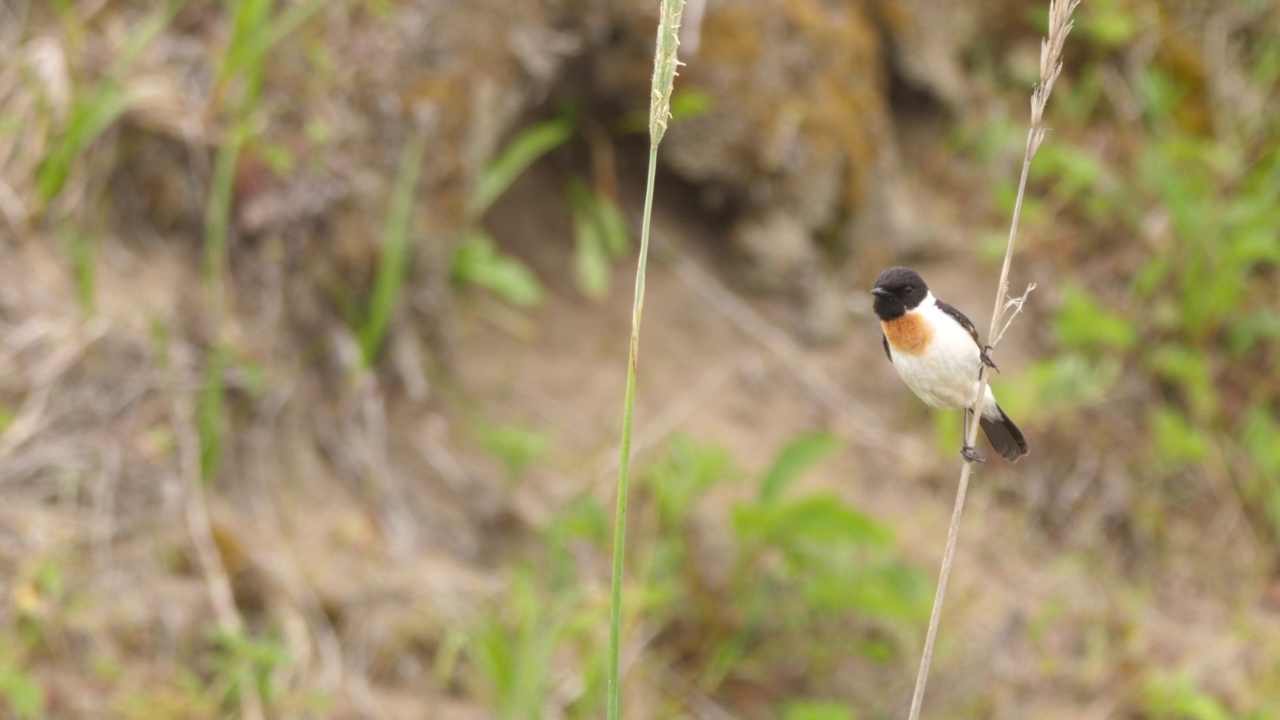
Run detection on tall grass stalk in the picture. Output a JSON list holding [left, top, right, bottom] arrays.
[[607, 2, 685, 719], [907, 2, 1078, 718]]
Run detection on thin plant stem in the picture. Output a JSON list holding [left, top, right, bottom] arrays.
[[907, 2, 1078, 718], [908, 458, 974, 720], [607, 3, 684, 719], [607, 147, 657, 720]]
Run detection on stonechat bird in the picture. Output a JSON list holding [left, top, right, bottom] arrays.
[[871, 266, 1028, 462]]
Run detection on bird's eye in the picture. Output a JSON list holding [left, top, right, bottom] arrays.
[[903, 287, 914, 296]]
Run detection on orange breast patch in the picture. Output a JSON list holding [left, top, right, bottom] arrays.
[[882, 313, 932, 355]]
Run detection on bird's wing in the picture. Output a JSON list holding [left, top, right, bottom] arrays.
[[935, 299, 980, 347], [882, 333, 891, 361], [936, 299, 999, 370]]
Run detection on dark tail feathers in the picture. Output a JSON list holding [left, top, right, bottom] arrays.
[[980, 405, 1029, 462]]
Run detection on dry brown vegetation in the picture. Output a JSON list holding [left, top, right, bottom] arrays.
[[1, 0, 1279, 718]]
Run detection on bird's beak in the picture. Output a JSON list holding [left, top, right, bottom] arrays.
[[870, 287, 890, 297]]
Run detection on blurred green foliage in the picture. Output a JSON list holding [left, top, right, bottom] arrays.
[[989, 0, 1280, 548], [451, 231, 548, 308], [461, 433, 926, 717], [456, 110, 637, 306], [1142, 672, 1279, 720], [36, 0, 189, 313], [478, 422, 553, 483], [464, 566, 604, 720], [36, 0, 186, 209], [471, 118, 576, 218], [357, 130, 426, 367], [0, 648, 43, 720], [209, 628, 291, 710], [568, 176, 631, 301], [640, 433, 928, 689]]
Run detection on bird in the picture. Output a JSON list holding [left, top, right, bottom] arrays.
[[871, 266, 1028, 463]]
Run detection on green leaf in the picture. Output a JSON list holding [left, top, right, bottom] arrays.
[[1033, 143, 1105, 199], [1133, 68, 1186, 127], [779, 494, 892, 546], [1142, 674, 1235, 720], [1228, 227, 1280, 266], [643, 434, 733, 525], [479, 423, 551, 481], [572, 201, 611, 300], [1053, 285, 1136, 352], [734, 493, 891, 548], [669, 89, 715, 120], [0, 672, 44, 718], [463, 568, 566, 718], [1079, 0, 1142, 48], [451, 232, 545, 307], [758, 433, 841, 504], [1145, 344, 1216, 420], [1150, 407, 1206, 465], [805, 561, 931, 619], [471, 118, 575, 216], [1133, 257, 1170, 298], [1017, 353, 1121, 412], [545, 496, 608, 546], [1227, 309, 1280, 357], [567, 177, 631, 300], [593, 195, 631, 258], [1241, 405, 1280, 477]]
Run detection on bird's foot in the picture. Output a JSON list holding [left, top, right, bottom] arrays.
[[961, 445, 986, 463], [981, 346, 999, 373]]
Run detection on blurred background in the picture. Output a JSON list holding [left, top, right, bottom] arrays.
[[1, 0, 1279, 717]]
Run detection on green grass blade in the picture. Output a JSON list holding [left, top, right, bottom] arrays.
[[197, 346, 226, 484], [605, 142, 657, 720], [35, 0, 188, 205], [203, 126, 244, 299], [218, 0, 327, 114], [470, 118, 575, 217], [359, 130, 427, 367], [758, 432, 841, 505]]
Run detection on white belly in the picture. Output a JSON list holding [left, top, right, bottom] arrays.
[[888, 305, 997, 415]]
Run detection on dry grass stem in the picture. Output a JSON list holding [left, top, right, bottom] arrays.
[[992, 282, 1037, 348], [908, 2, 1078, 719]]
